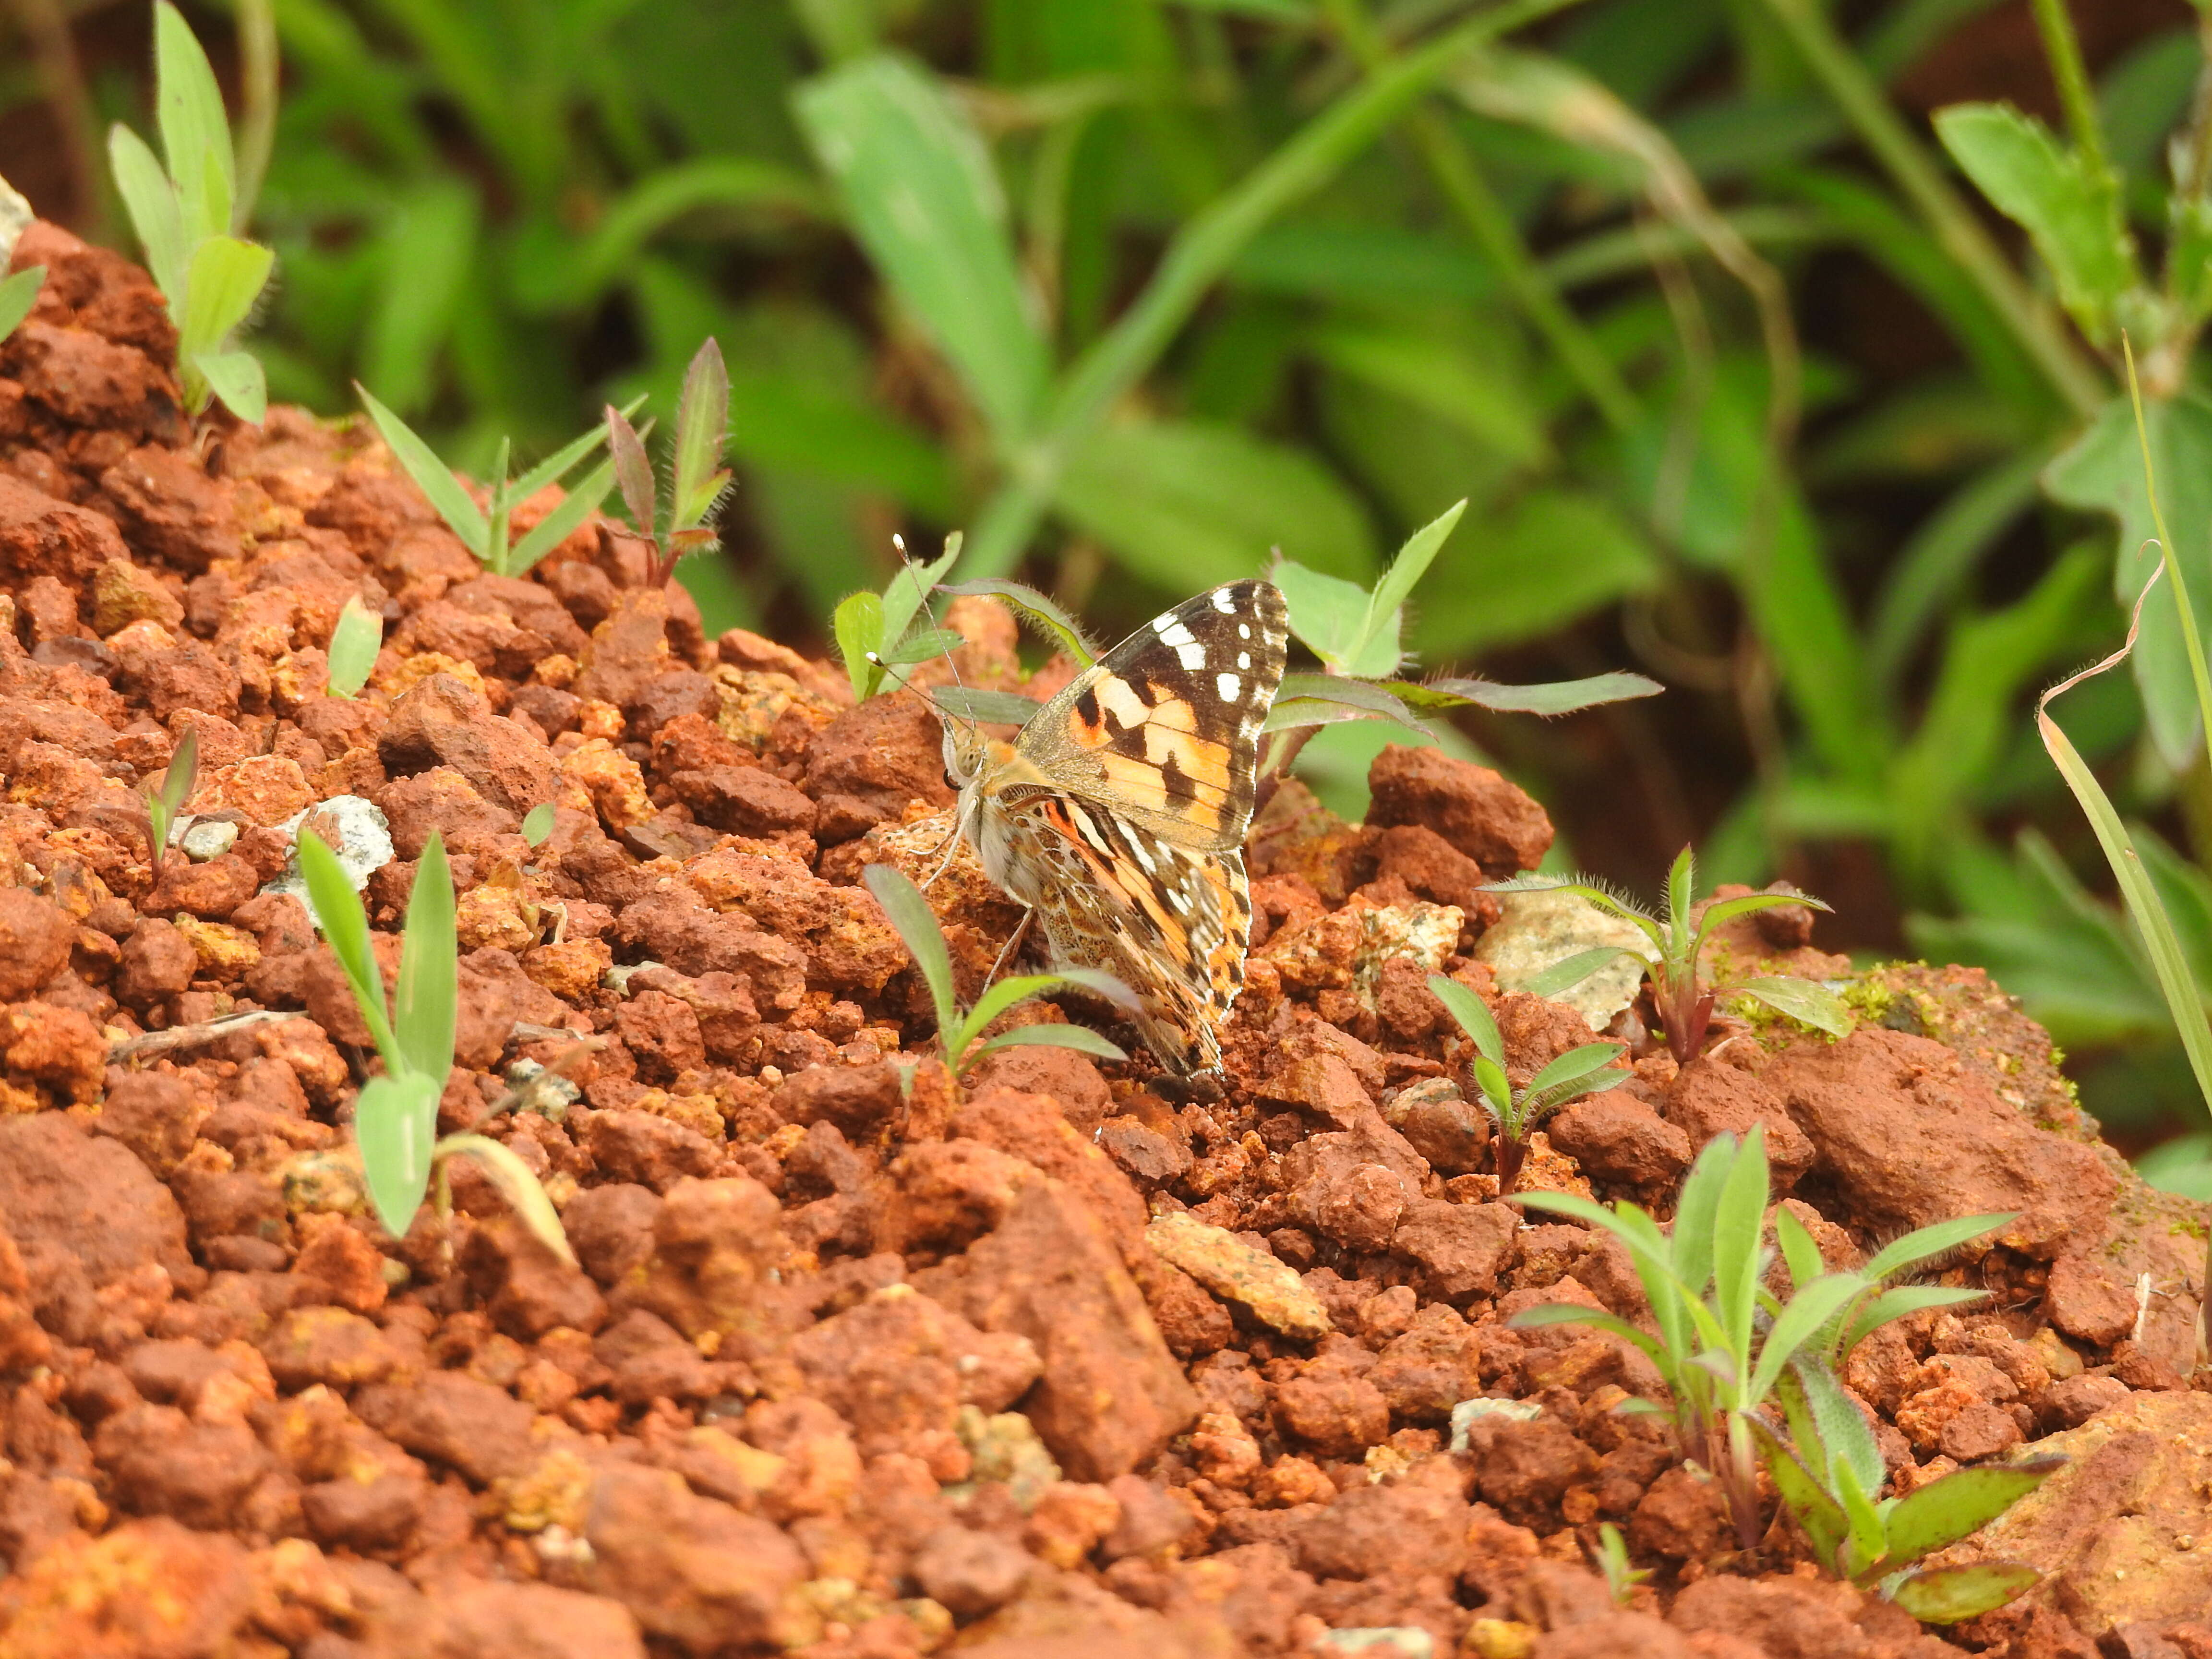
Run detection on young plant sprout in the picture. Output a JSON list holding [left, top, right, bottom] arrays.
[[1501, 846, 1852, 1062], [356, 385, 640, 579], [520, 803, 556, 849], [325, 597, 382, 699], [1426, 974, 1624, 1195], [863, 863, 1135, 1077], [1260, 500, 1662, 787], [0, 264, 42, 343], [1589, 1522, 1650, 1608], [1512, 1128, 2015, 1558], [141, 728, 197, 883], [107, 3, 275, 421], [833, 533, 970, 703], [1751, 1346, 2058, 1621], [297, 827, 572, 1262], [604, 337, 733, 588]]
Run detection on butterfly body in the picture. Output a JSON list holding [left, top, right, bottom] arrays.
[[942, 579, 1289, 1074]]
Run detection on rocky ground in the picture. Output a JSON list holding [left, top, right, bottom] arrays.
[[0, 219, 2208, 1659]]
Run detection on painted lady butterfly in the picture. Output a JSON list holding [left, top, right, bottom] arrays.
[[940, 579, 1290, 1075]]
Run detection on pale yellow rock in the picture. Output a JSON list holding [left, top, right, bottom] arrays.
[[1144, 1210, 1330, 1340], [1476, 889, 1647, 1028]]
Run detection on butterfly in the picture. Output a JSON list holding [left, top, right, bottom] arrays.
[[938, 578, 1290, 1075]]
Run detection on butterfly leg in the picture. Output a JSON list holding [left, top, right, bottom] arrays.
[[979, 906, 1035, 997]]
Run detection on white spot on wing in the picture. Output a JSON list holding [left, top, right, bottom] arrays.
[[1176, 642, 1206, 670], [1216, 672, 1242, 702], [1237, 651, 1250, 670], [1237, 624, 1251, 639], [1212, 588, 1237, 613], [1157, 621, 1197, 649], [1151, 612, 1178, 633]]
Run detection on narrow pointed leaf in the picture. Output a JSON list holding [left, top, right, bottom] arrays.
[[1427, 973, 1503, 1063], [880, 532, 965, 660], [1389, 672, 1663, 715], [156, 727, 199, 817], [1355, 498, 1465, 674], [1843, 1286, 1996, 1356], [1262, 672, 1426, 734], [436, 1133, 577, 1264], [672, 337, 731, 528], [1732, 976, 1854, 1039], [1875, 1459, 2064, 1572], [606, 406, 656, 531], [1524, 1042, 1628, 1099], [863, 864, 957, 1037], [357, 383, 488, 552], [972, 1023, 1128, 1065], [1774, 1203, 1826, 1293], [393, 832, 456, 1085], [507, 457, 616, 577], [297, 829, 399, 1068], [879, 626, 966, 666], [1861, 1213, 2015, 1284], [108, 125, 188, 303], [1523, 945, 1644, 999], [511, 398, 634, 502], [154, 0, 234, 244], [1750, 1274, 1871, 1404], [1670, 1130, 1741, 1298], [938, 578, 1098, 665], [1746, 1415, 1849, 1567]]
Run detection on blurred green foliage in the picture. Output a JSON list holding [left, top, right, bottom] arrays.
[[17, 0, 2212, 1148]]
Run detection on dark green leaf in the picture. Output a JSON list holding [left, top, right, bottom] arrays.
[[863, 863, 956, 1037]]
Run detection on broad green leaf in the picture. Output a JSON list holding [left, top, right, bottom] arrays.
[[436, 1133, 577, 1265], [1861, 1213, 2015, 1284], [354, 1071, 442, 1240], [672, 336, 732, 528], [1262, 672, 1426, 735], [938, 579, 1097, 666], [1426, 974, 1503, 1064], [607, 406, 656, 532], [1058, 420, 1377, 590], [1732, 975, 1854, 1039], [326, 597, 382, 698], [1523, 945, 1645, 999], [835, 590, 887, 701], [393, 833, 457, 1086], [154, 0, 235, 246], [931, 687, 1039, 725], [1932, 103, 2136, 346], [298, 829, 399, 1068], [108, 125, 188, 304], [1876, 1459, 2064, 1572], [971, 1023, 1129, 1065], [1390, 672, 1662, 716], [192, 350, 265, 423], [520, 803, 556, 847], [0, 265, 43, 341], [1774, 1204, 1826, 1293], [1357, 500, 1467, 674], [1887, 1563, 2042, 1623], [1272, 558, 1374, 670], [357, 383, 489, 554], [863, 864, 957, 1037], [507, 456, 617, 577], [794, 54, 1047, 444]]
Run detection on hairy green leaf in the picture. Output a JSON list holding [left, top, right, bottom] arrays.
[[878, 626, 965, 666], [878, 532, 965, 673], [1522, 944, 1645, 999], [1886, 1563, 2041, 1623], [1261, 672, 1425, 735], [1426, 974, 1502, 1064], [938, 579, 1098, 666], [1746, 1414, 1850, 1568], [178, 238, 271, 368], [606, 404, 656, 532], [1355, 498, 1467, 674], [672, 336, 732, 529], [1861, 1213, 2015, 1284], [1273, 558, 1375, 670], [1875, 1458, 2064, 1575]]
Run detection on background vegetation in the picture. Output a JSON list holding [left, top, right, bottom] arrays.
[[5, 0, 2212, 1161]]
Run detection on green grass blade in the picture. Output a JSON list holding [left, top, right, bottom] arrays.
[[354, 1071, 440, 1240], [506, 456, 616, 577], [1861, 1213, 2015, 1284], [1713, 1125, 1774, 1368], [863, 864, 958, 1039], [511, 401, 634, 503], [1670, 1130, 1738, 1299], [154, 0, 235, 245], [108, 125, 188, 303], [1750, 1272, 1870, 1404], [356, 382, 487, 553], [1842, 1285, 1994, 1355], [435, 1133, 577, 1265], [1522, 945, 1644, 999], [1774, 1202, 1826, 1291], [1523, 1042, 1628, 1102], [1392, 672, 1663, 715], [394, 831, 457, 1086], [297, 829, 399, 1069], [972, 1024, 1128, 1066], [1427, 973, 1503, 1063]]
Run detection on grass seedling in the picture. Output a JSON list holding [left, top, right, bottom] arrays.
[[1426, 974, 1623, 1195], [142, 728, 197, 883], [1750, 1346, 2057, 1621], [863, 863, 1135, 1077], [833, 533, 971, 702], [356, 385, 640, 579], [297, 826, 572, 1262], [0, 264, 42, 343], [325, 597, 381, 699], [1513, 1127, 2013, 1555], [605, 338, 733, 588], [107, 3, 275, 421], [1499, 846, 1852, 1062], [1589, 1522, 1650, 1608]]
